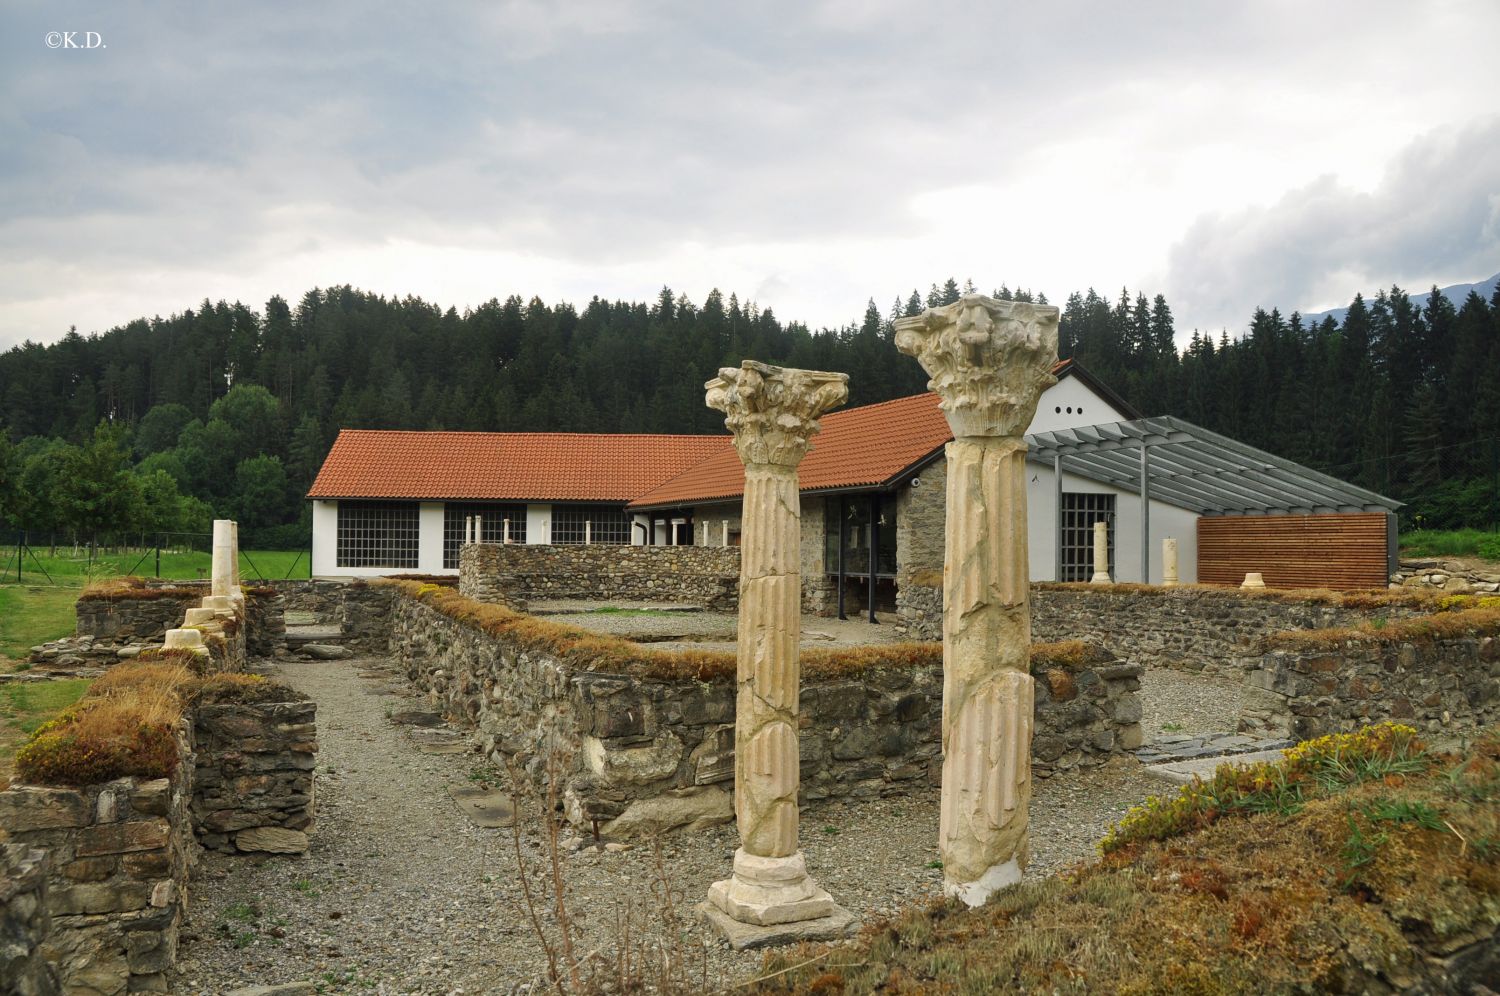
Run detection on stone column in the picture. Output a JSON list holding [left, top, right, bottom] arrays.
[[700, 360, 852, 947], [895, 295, 1059, 907], [1090, 520, 1112, 584], [211, 519, 234, 598], [229, 520, 242, 594], [1162, 537, 1179, 587]]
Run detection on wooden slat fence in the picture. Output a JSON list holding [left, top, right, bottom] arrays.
[[1197, 513, 1390, 590]]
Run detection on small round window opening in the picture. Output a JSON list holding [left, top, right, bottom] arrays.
[[1055, 406, 1061, 413], [1066, 406, 1073, 414]]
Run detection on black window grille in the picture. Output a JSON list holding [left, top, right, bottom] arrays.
[[1060, 492, 1114, 582], [823, 494, 898, 577], [552, 505, 631, 545], [336, 501, 419, 569], [442, 503, 528, 568]]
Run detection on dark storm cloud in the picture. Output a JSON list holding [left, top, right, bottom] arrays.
[[1165, 118, 1500, 331], [1, 0, 1498, 346]]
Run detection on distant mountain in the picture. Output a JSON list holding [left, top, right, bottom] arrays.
[[1302, 272, 1500, 325]]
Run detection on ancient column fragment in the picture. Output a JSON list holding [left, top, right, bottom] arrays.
[[211, 519, 234, 598], [895, 295, 1059, 907], [229, 520, 242, 595], [1162, 537, 1180, 586], [1090, 520, 1112, 584], [701, 361, 851, 943]]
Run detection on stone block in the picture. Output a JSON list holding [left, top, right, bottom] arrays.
[[234, 827, 309, 854], [75, 821, 170, 858], [0, 786, 94, 831], [127, 780, 171, 817], [602, 786, 734, 836], [61, 857, 115, 882], [49, 881, 152, 915]]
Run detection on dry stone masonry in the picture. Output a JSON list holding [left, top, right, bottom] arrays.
[[896, 293, 1060, 907], [192, 700, 318, 854], [386, 585, 1142, 829], [459, 543, 739, 610], [899, 583, 1430, 675], [0, 774, 191, 994], [1, 845, 62, 996], [1239, 631, 1500, 740]]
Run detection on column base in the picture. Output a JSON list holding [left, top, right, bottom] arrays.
[[1089, 572, 1112, 585], [705, 849, 834, 926], [697, 900, 856, 951], [944, 856, 1023, 908]]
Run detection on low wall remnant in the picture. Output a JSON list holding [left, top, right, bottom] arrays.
[[898, 581, 1437, 676], [386, 583, 1142, 835], [459, 542, 740, 609], [1239, 611, 1500, 740]]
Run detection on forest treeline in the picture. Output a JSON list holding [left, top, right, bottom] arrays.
[[0, 276, 1497, 545]]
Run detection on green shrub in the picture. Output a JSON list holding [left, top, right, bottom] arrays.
[[1101, 723, 1427, 853]]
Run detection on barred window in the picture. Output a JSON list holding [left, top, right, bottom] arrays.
[[336, 501, 419, 569], [1060, 492, 1114, 582], [552, 505, 631, 545], [442, 503, 528, 569]]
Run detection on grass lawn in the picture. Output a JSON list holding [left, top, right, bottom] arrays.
[[0, 678, 91, 784], [0, 548, 310, 587], [1401, 527, 1500, 561], [0, 586, 80, 659]]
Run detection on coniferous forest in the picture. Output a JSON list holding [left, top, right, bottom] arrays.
[[0, 277, 1497, 546]]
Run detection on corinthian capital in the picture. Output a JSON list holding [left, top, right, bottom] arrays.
[[894, 295, 1060, 437], [706, 361, 849, 468]]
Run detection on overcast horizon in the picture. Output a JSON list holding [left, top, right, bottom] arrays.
[[3, 0, 1499, 351]]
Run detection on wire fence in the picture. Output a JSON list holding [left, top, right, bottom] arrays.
[[0, 528, 309, 586]]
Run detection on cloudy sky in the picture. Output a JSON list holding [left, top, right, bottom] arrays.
[[3, 0, 1498, 351]]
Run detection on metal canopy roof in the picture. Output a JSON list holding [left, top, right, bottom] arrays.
[[1024, 416, 1401, 516]]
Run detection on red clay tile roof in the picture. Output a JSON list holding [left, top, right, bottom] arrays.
[[310, 361, 1094, 507], [628, 392, 954, 509], [628, 359, 1078, 510], [308, 431, 731, 501]]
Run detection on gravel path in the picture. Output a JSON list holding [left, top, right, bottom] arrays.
[[546, 607, 908, 649], [1139, 667, 1244, 737], [174, 656, 1190, 994]]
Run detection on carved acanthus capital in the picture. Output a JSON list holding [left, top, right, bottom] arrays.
[[706, 361, 849, 468], [894, 295, 1060, 437]]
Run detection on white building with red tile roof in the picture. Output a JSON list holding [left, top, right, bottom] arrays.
[[308, 360, 1399, 600]]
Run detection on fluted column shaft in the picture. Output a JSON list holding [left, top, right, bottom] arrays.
[[702, 360, 848, 931], [735, 465, 803, 857], [211, 520, 234, 598], [938, 437, 1034, 891], [894, 294, 1059, 907]]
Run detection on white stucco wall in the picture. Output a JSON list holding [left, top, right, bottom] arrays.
[[525, 504, 551, 544], [417, 502, 445, 574], [311, 499, 339, 577], [1024, 464, 1199, 584], [311, 499, 459, 578], [1029, 376, 1128, 435]]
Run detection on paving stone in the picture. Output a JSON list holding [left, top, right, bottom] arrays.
[[446, 786, 515, 828], [390, 710, 444, 728], [1145, 748, 1291, 785], [697, 901, 858, 951], [410, 728, 472, 756]]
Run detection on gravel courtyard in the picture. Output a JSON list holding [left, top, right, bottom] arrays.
[[171, 651, 1243, 995]]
